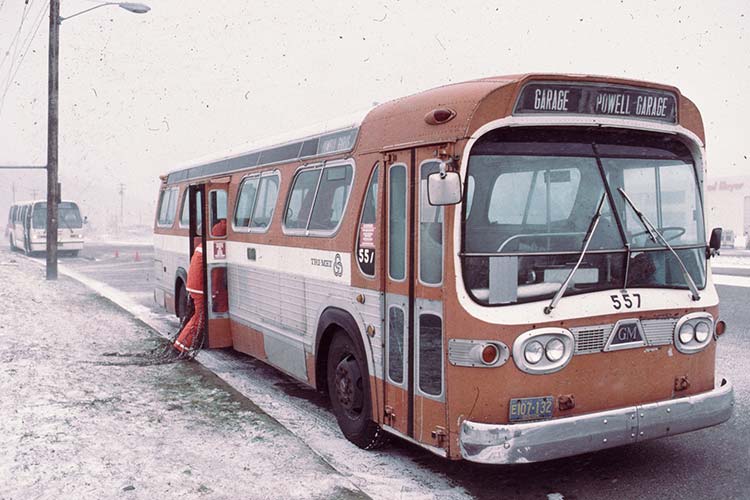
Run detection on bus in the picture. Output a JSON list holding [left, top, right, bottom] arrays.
[[153, 74, 733, 463], [7, 200, 86, 256]]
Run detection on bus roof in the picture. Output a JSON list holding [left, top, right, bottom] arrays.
[[163, 73, 703, 185], [11, 200, 79, 207]]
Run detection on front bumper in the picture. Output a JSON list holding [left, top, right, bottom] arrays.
[[459, 378, 734, 464]]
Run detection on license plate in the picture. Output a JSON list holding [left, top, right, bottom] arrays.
[[509, 396, 554, 422]]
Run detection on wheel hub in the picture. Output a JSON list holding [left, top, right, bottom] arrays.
[[334, 355, 363, 415]]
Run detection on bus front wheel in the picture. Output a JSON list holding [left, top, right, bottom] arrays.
[[326, 330, 386, 450]]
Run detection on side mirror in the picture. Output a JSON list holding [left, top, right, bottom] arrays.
[[427, 170, 462, 206], [709, 227, 722, 257]]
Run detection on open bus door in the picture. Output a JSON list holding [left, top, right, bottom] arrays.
[[382, 149, 448, 453], [187, 179, 232, 349]]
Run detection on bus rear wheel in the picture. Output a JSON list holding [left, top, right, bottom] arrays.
[[326, 330, 386, 450]]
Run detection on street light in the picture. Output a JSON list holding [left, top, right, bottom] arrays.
[[60, 2, 151, 21], [46, 1, 150, 280]]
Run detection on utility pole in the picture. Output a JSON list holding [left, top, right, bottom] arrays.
[[119, 182, 125, 223], [46, 0, 60, 280]]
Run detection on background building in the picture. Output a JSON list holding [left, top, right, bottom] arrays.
[[705, 175, 750, 248]]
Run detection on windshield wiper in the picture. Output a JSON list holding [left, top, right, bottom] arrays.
[[618, 188, 701, 301], [544, 193, 606, 315], [59, 212, 74, 234]]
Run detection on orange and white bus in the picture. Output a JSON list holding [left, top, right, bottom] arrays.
[[153, 74, 733, 463], [7, 200, 85, 256]]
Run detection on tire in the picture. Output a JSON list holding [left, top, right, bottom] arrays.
[[326, 330, 387, 450], [176, 282, 188, 323]]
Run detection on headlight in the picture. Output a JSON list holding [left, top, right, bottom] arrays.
[[524, 341, 544, 364], [695, 321, 711, 343], [678, 323, 694, 344], [545, 338, 565, 362], [674, 313, 714, 354], [513, 328, 575, 374]]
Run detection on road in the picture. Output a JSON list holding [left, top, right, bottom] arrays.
[[38, 242, 750, 499]]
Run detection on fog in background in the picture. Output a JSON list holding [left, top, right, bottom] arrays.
[[0, 0, 747, 232]]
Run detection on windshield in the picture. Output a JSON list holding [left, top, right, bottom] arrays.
[[462, 128, 706, 306], [32, 202, 83, 229]]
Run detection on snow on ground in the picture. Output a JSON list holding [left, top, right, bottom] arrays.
[[13, 250, 470, 500], [0, 248, 366, 500], [50, 257, 471, 500]]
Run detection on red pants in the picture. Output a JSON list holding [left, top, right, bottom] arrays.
[[174, 291, 204, 352]]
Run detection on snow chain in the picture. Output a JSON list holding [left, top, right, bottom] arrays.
[[99, 297, 206, 366]]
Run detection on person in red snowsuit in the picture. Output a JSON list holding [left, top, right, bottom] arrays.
[[173, 219, 227, 353], [174, 237, 205, 353]]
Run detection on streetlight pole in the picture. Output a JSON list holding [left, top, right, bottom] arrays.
[[46, 0, 60, 280], [44, 1, 150, 280]]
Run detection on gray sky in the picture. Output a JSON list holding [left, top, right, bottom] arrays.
[[0, 0, 748, 226]]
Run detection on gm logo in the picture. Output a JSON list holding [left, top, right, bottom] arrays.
[[604, 319, 647, 352]]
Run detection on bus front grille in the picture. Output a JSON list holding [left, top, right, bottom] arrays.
[[571, 318, 676, 355]]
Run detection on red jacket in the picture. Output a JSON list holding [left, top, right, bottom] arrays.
[[186, 246, 203, 294]]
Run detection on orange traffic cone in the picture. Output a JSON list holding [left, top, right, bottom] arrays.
[[135, 251, 141, 262]]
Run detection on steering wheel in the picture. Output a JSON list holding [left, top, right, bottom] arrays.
[[630, 226, 686, 243]]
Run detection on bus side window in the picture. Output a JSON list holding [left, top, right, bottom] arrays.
[[209, 189, 227, 237], [157, 187, 178, 227], [418, 313, 443, 397], [179, 189, 202, 229], [388, 306, 405, 384], [233, 177, 260, 228], [285, 169, 322, 230], [419, 161, 443, 285], [249, 174, 280, 230], [309, 165, 353, 231], [388, 165, 407, 281]]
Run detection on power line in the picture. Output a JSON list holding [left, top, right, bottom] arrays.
[[0, 0, 33, 74], [0, 1, 42, 114], [0, 1, 47, 118]]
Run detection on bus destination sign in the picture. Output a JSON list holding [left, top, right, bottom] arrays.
[[514, 82, 677, 123]]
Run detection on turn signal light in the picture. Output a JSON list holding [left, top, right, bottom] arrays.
[[715, 320, 727, 337], [481, 344, 499, 365]]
